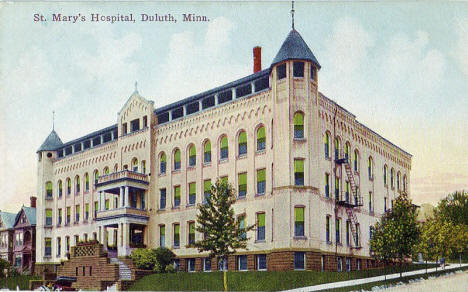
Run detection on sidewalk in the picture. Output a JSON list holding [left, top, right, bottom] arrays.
[[284, 263, 468, 292]]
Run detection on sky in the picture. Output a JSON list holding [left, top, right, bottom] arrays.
[[0, 1, 467, 212]]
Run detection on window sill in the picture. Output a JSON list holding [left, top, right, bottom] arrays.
[[187, 165, 196, 170], [43, 255, 52, 259], [74, 222, 79, 225], [237, 154, 247, 160], [186, 204, 195, 208], [84, 191, 90, 195], [219, 158, 229, 164], [237, 196, 246, 200], [172, 206, 180, 210], [293, 76, 305, 80], [255, 193, 265, 197], [45, 197, 53, 201], [75, 193, 80, 196], [172, 170, 181, 174], [256, 149, 266, 155], [293, 236, 307, 240], [172, 246, 180, 249], [44, 225, 53, 229], [203, 162, 212, 167], [159, 173, 167, 177], [293, 138, 306, 142], [56, 224, 61, 228], [326, 241, 333, 245], [158, 208, 166, 211], [255, 240, 266, 243]]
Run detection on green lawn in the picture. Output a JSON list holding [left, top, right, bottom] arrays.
[[0, 275, 41, 290], [129, 264, 438, 291]]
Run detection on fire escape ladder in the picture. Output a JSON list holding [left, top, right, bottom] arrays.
[[346, 208, 361, 249]]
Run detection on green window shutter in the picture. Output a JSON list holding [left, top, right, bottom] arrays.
[[204, 141, 211, 153], [221, 137, 228, 149], [257, 169, 266, 182], [160, 226, 165, 235], [95, 172, 99, 181], [85, 204, 89, 213], [46, 182, 52, 192], [325, 174, 329, 185], [257, 213, 265, 227], [67, 179, 71, 188], [238, 173, 247, 185], [85, 174, 89, 184], [294, 160, 304, 173], [46, 209, 52, 217], [174, 150, 181, 162], [257, 127, 265, 139], [189, 223, 195, 234], [174, 186, 181, 199], [67, 207, 70, 215], [294, 112, 304, 126], [295, 207, 304, 222], [174, 225, 180, 235], [76, 205, 80, 213], [189, 183, 196, 195], [204, 180, 211, 192], [239, 132, 247, 144], [105, 200, 109, 209], [189, 146, 196, 157], [161, 153, 167, 163]]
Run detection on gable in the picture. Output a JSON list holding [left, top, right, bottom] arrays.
[[118, 92, 154, 124]]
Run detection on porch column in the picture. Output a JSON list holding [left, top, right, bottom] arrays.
[[101, 226, 107, 250], [120, 187, 124, 208], [124, 187, 129, 207], [122, 223, 129, 252], [98, 192, 102, 211]]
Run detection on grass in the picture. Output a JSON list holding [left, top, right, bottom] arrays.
[[330, 265, 468, 292], [129, 263, 438, 291], [0, 275, 41, 290]]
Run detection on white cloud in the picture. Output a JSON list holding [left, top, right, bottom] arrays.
[[153, 17, 248, 103], [453, 18, 468, 80]]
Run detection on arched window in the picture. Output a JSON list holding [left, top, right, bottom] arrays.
[[174, 149, 181, 170], [383, 165, 388, 186], [368, 156, 373, 179], [256, 126, 266, 151], [397, 171, 401, 191], [391, 168, 395, 189], [335, 137, 341, 159], [160, 152, 167, 174], [293, 112, 304, 139], [94, 170, 99, 185], [353, 150, 359, 172], [66, 178, 71, 195], [345, 142, 351, 160], [58, 180, 63, 198], [220, 136, 228, 160], [238, 131, 247, 156], [132, 158, 138, 172], [204, 140, 211, 164], [403, 174, 407, 192], [188, 145, 196, 167], [75, 175, 80, 194], [84, 173, 89, 192], [45, 181, 53, 199], [324, 132, 330, 158], [103, 167, 109, 175]]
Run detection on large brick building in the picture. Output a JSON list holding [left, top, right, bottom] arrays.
[[35, 27, 411, 272]]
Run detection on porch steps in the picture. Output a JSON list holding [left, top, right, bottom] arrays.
[[110, 257, 133, 280]]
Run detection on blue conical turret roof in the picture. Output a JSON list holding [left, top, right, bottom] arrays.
[[37, 130, 63, 152], [271, 29, 321, 69]]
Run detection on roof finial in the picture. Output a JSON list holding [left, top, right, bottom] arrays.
[[134, 81, 138, 93], [291, 0, 295, 30], [52, 110, 55, 131]]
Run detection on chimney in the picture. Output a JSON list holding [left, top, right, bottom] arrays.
[[253, 46, 262, 73], [30, 196, 37, 208]]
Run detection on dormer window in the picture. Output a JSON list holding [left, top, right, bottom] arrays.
[[293, 62, 304, 77], [277, 64, 286, 80], [122, 123, 128, 135], [311, 66, 317, 81]]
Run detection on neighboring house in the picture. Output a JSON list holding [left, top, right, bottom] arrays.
[[13, 198, 36, 273], [0, 211, 16, 264]]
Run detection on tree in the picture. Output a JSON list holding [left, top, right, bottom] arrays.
[[192, 179, 255, 292], [370, 193, 420, 277], [130, 247, 175, 272], [417, 217, 453, 270], [434, 190, 468, 226]]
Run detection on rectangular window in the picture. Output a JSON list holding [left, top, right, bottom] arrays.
[[160, 155, 167, 174], [105, 199, 110, 210], [326, 216, 331, 243], [346, 220, 350, 246], [337, 257, 343, 272], [188, 222, 195, 245], [203, 179, 211, 204], [257, 213, 265, 241], [66, 207, 71, 225], [238, 255, 247, 271], [277, 63, 286, 80], [294, 159, 304, 186], [311, 66, 316, 81], [369, 192, 373, 212], [294, 207, 305, 237], [131, 118, 140, 132], [293, 61, 304, 77], [160, 225, 165, 248], [188, 182, 196, 205], [187, 258, 195, 272], [238, 132, 247, 156], [203, 258, 211, 271], [335, 177, 340, 201], [336, 218, 341, 244], [325, 173, 330, 198], [57, 237, 61, 256], [189, 148, 196, 167], [257, 169, 266, 195], [44, 238, 51, 257], [75, 205, 80, 223], [355, 224, 360, 247], [256, 254, 267, 271], [321, 255, 325, 272], [174, 186, 181, 207], [94, 201, 98, 218], [384, 197, 387, 212], [160, 188, 166, 209], [345, 181, 350, 203], [218, 257, 228, 271], [58, 208, 62, 225], [239, 216, 246, 240], [173, 224, 180, 247], [220, 137, 229, 160], [45, 209, 52, 226], [357, 259, 361, 271], [238, 173, 247, 198], [85, 204, 89, 221], [294, 252, 305, 270]]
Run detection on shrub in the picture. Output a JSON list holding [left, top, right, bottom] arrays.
[[0, 258, 9, 278], [154, 248, 176, 273], [131, 248, 157, 270]]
